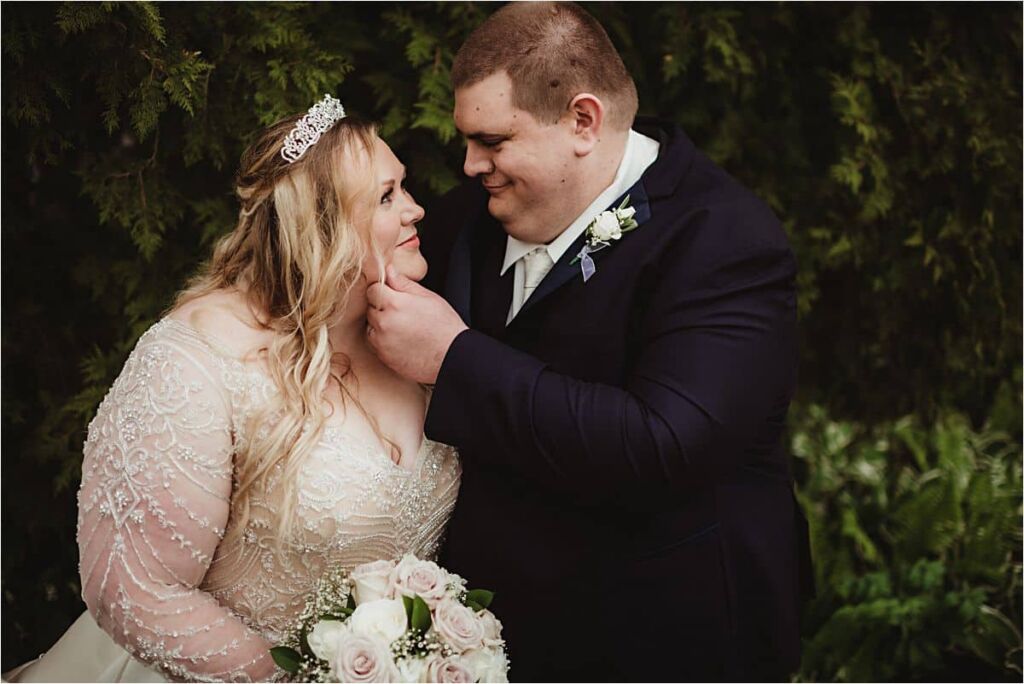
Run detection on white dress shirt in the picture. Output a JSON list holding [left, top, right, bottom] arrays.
[[502, 129, 661, 323]]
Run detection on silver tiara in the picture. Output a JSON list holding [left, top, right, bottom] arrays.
[[280, 94, 347, 163]]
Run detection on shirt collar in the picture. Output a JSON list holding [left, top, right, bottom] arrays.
[[500, 235, 540, 276], [500, 129, 660, 275]]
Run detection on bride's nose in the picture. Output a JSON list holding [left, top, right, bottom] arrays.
[[403, 197, 425, 225]]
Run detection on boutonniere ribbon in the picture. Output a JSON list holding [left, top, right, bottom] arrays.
[[570, 195, 639, 282]]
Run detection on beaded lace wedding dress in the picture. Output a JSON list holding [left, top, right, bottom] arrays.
[[8, 318, 461, 682]]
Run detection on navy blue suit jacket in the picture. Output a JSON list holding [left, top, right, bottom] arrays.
[[421, 119, 811, 682]]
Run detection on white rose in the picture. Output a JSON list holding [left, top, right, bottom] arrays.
[[348, 598, 408, 644], [432, 598, 485, 652], [392, 555, 450, 607], [591, 212, 622, 242], [615, 206, 636, 221], [352, 559, 397, 604], [477, 609, 504, 647], [331, 631, 398, 683], [306, 619, 349, 662], [426, 655, 475, 683], [462, 648, 509, 683], [395, 655, 429, 683]]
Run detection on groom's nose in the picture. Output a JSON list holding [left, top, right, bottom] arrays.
[[463, 142, 493, 178]]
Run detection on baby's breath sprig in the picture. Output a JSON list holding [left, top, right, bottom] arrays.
[[391, 629, 452, 661], [447, 580, 468, 605]]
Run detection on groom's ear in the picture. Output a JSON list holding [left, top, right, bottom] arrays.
[[566, 93, 605, 156]]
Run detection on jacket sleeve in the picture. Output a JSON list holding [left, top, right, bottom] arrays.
[[425, 202, 798, 504]]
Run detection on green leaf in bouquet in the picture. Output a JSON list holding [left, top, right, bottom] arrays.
[[411, 595, 432, 632], [465, 589, 494, 611], [270, 646, 302, 674], [299, 626, 313, 658], [346, 591, 356, 611], [403, 595, 415, 627]]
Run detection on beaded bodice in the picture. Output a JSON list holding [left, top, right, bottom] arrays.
[[76, 319, 460, 681]]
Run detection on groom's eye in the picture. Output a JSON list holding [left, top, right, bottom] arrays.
[[480, 138, 504, 148]]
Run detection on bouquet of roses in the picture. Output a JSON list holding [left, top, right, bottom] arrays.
[[271, 554, 509, 682]]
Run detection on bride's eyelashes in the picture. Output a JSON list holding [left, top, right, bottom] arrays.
[[380, 184, 401, 206], [380, 175, 409, 206]]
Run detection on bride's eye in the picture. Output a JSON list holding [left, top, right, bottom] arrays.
[[381, 189, 394, 205]]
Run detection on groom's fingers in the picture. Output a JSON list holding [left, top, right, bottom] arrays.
[[365, 281, 389, 311], [366, 304, 384, 344]]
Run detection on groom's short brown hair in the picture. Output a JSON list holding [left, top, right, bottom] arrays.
[[451, 1, 639, 131]]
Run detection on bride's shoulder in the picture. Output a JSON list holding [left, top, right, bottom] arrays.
[[164, 289, 276, 362]]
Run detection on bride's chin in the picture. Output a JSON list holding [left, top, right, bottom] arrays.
[[397, 255, 428, 282], [360, 255, 427, 284]]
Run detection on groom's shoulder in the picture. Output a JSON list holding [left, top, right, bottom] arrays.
[[643, 124, 791, 264], [664, 135, 770, 211], [685, 159, 783, 239], [640, 120, 779, 225]]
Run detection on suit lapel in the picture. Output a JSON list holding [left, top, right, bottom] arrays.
[[470, 218, 515, 339], [443, 189, 495, 326], [443, 224, 474, 324], [516, 180, 653, 319]]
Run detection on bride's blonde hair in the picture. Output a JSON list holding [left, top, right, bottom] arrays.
[[174, 113, 388, 547]]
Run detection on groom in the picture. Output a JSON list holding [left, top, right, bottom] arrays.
[[367, 2, 811, 680]]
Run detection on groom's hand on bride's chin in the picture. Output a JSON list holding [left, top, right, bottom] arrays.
[[365, 265, 468, 384]]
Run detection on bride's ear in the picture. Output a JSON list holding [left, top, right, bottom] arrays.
[[566, 93, 605, 156]]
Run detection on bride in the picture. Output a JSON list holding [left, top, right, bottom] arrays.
[[8, 95, 461, 682]]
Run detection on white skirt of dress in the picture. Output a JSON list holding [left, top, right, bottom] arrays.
[[4, 612, 166, 683]]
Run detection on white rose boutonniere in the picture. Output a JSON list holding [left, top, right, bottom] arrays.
[[571, 195, 640, 282], [591, 211, 623, 242]]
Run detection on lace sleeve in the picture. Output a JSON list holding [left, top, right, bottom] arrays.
[[76, 324, 278, 682]]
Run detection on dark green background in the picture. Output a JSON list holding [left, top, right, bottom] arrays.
[[3, 2, 1021, 680]]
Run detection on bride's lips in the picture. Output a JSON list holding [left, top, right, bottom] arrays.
[[396, 232, 420, 249]]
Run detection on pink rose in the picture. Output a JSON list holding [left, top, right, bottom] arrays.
[[477, 609, 504, 647], [351, 559, 397, 604], [331, 632, 398, 683], [427, 656, 475, 683], [392, 555, 450, 607], [432, 599, 485, 652]]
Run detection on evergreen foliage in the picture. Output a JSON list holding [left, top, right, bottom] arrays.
[[2, 3, 1020, 680], [792, 401, 1022, 680]]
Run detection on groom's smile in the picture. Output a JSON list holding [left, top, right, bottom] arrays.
[[454, 71, 593, 245], [482, 180, 511, 194]]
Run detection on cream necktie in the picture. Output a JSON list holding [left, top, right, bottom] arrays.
[[510, 246, 555, 321]]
